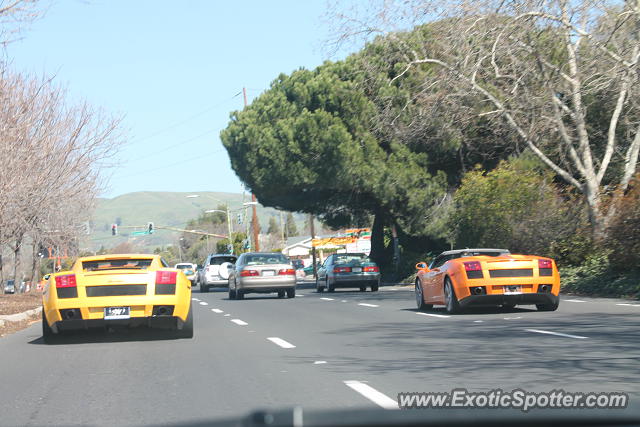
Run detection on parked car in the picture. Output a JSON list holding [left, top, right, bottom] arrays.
[[227, 252, 296, 299], [415, 248, 560, 314], [174, 263, 197, 284], [4, 279, 16, 294], [199, 254, 238, 292], [316, 253, 380, 292]]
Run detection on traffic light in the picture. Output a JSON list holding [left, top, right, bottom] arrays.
[[148, 222, 154, 234], [237, 213, 243, 225], [111, 224, 118, 236]]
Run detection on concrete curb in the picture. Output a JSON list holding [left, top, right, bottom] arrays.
[[0, 306, 42, 327]]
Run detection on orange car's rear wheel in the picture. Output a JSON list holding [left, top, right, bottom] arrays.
[[415, 279, 432, 310], [536, 300, 559, 311], [444, 278, 460, 314]]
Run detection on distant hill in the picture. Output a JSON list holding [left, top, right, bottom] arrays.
[[84, 191, 306, 251]]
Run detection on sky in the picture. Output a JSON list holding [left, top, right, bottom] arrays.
[[8, 0, 358, 199]]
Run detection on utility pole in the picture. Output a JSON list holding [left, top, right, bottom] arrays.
[[244, 86, 260, 251], [309, 214, 317, 279], [279, 211, 285, 249]]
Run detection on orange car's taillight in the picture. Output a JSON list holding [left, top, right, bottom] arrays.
[[363, 266, 379, 273], [156, 271, 177, 285], [463, 261, 482, 271], [333, 266, 351, 273], [538, 259, 553, 269], [463, 261, 483, 279], [55, 274, 77, 288], [278, 269, 295, 275], [538, 259, 553, 277]]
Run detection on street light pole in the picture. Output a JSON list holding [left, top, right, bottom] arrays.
[[243, 87, 260, 252], [226, 208, 233, 254]]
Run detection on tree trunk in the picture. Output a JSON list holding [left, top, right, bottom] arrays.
[[12, 235, 23, 285], [369, 211, 386, 268], [31, 242, 40, 290], [583, 180, 606, 241]]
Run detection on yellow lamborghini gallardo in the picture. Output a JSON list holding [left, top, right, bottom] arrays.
[[42, 254, 193, 342]]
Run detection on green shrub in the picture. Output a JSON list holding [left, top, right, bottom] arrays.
[[449, 156, 594, 266], [561, 250, 640, 298]]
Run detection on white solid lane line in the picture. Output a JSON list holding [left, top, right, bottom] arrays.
[[267, 337, 296, 349], [344, 381, 398, 410], [564, 299, 587, 303], [320, 297, 335, 301], [199, 301, 208, 306], [211, 309, 223, 313], [416, 312, 450, 319], [525, 329, 588, 339], [231, 319, 248, 326], [358, 303, 379, 308]]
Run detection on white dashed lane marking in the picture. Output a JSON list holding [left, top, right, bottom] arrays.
[[358, 303, 379, 308], [564, 299, 587, 303], [231, 319, 248, 326], [313, 361, 327, 365], [320, 297, 335, 301], [344, 381, 398, 410], [211, 309, 223, 313], [199, 301, 208, 306], [617, 303, 640, 307], [525, 329, 588, 339], [191, 298, 199, 301], [416, 312, 450, 319], [267, 337, 296, 349]]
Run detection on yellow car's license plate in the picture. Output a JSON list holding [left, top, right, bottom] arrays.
[[104, 306, 130, 319]]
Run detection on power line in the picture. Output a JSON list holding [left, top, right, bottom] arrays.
[[113, 148, 226, 180], [128, 93, 242, 145], [126, 128, 216, 163]]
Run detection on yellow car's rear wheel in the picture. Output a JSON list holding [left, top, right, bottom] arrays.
[[42, 311, 57, 344], [175, 303, 193, 338]]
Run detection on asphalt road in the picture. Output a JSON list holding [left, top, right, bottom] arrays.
[[0, 284, 639, 426]]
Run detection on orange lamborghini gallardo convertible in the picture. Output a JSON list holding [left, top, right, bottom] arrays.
[[415, 249, 560, 314]]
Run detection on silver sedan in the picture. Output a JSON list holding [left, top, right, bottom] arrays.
[[227, 252, 296, 300]]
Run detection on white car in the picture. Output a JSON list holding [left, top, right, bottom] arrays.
[[174, 263, 197, 284], [199, 254, 237, 292]]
